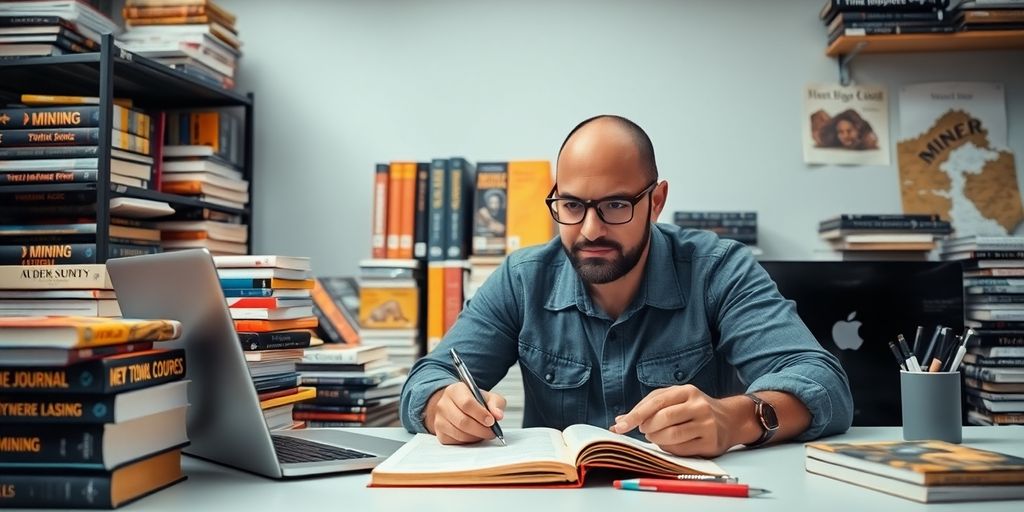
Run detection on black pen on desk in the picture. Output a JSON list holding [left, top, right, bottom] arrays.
[[450, 348, 506, 446]]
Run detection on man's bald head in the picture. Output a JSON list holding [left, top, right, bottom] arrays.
[[557, 115, 658, 183]]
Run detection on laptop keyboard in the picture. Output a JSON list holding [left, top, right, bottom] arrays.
[[272, 435, 377, 464]]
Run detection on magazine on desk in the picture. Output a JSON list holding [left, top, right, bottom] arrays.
[[369, 423, 726, 487]]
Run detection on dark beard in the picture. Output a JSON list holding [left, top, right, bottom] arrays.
[[564, 220, 651, 285]]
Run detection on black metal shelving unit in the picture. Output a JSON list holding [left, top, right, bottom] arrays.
[[0, 34, 254, 261]]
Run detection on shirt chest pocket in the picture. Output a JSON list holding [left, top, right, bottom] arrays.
[[518, 341, 591, 430], [637, 343, 714, 396]]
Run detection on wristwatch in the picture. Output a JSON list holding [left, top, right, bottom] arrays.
[[744, 393, 779, 447]]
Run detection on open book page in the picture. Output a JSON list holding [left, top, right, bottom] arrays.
[[561, 423, 727, 476], [373, 428, 571, 476]]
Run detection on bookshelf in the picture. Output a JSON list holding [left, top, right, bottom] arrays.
[[0, 34, 254, 261], [828, 30, 1024, 86]]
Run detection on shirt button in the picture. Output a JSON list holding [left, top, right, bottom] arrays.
[[673, 370, 685, 381], [545, 373, 554, 382]]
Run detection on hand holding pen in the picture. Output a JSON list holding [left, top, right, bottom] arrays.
[[421, 349, 508, 446], [450, 348, 507, 446]]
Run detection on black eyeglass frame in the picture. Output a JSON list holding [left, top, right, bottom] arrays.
[[544, 180, 658, 226]]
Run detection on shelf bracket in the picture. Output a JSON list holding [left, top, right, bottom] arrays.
[[837, 41, 867, 87]]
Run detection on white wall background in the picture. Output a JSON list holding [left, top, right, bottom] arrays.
[[219, 0, 1024, 276]]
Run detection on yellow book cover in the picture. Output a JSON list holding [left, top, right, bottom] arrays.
[[426, 262, 445, 351], [399, 162, 417, 259], [506, 160, 554, 253], [0, 316, 182, 349], [360, 285, 419, 330], [259, 386, 315, 410]]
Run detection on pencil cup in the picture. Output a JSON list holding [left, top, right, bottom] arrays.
[[899, 370, 962, 444]]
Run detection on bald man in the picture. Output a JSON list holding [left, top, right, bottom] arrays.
[[399, 115, 853, 457]]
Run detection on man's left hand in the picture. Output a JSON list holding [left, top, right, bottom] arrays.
[[609, 384, 747, 458]]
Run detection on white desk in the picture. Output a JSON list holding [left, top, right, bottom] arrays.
[[99, 426, 1024, 511]]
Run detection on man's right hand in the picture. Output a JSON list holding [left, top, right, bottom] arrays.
[[423, 382, 506, 445]]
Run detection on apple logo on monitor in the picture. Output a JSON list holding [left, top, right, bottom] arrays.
[[832, 311, 864, 350]]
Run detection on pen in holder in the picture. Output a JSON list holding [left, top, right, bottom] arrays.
[[899, 370, 962, 444]]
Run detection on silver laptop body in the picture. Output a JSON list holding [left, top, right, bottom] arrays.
[[107, 249, 404, 478]]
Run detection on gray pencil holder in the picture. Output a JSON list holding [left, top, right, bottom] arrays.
[[900, 370, 962, 444]]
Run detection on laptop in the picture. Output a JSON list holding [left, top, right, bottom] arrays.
[[107, 249, 404, 478], [759, 261, 963, 426]]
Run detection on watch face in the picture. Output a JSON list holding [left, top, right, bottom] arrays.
[[760, 402, 780, 431]]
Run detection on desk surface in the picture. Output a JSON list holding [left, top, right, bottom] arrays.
[[103, 426, 1024, 511]]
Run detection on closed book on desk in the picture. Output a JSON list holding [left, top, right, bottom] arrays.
[[805, 440, 1024, 503], [369, 423, 725, 487]]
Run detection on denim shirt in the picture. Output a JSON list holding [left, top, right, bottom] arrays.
[[400, 223, 854, 441]]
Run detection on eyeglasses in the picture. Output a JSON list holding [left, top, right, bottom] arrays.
[[545, 181, 657, 226]]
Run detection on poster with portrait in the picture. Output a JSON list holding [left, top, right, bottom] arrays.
[[803, 83, 890, 166]]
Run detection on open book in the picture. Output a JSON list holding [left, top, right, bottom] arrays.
[[369, 424, 726, 487]]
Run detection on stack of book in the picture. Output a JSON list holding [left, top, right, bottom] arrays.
[[213, 255, 318, 430], [940, 235, 1024, 426], [955, 1, 1024, 32], [805, 440, 1024, 503], [295, 344, 405, 428], [157, 219, 247, 255], [311, 276, 360, 345], [0, 264, 120, 317], [0, 316, 189, 508], [673, 212, 759, 250], [358, 259, 421, 368], [0, 0, 117, 57], [159, 109, 247, 211], [817, 214, 953, 261], [118, 0, 241, 90], [820, 0, 953, 44]]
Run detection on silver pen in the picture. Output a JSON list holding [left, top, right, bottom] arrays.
[[676, 474, 739, 484], [450, 348, 506, 446]]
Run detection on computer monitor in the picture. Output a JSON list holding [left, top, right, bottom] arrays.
[[759, 261, 963, 426]]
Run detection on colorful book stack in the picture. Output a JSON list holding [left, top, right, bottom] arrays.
[[159, 109, 247, 216], [673, 211, 759, 250], [310, 276, 360, 345], [358, 259, 421, 369], [0, 0, 118, 57], [819, 0, 953, 45], [213, 255, 317, 430], [0, 264, 120, 317], [0, 316, 188, 509], [119, 0, 241, 90], [157, 218, 247, 255], [817, 214, 953, 261], [940, 235, 1024, 426], [295, 344, 404, 428]]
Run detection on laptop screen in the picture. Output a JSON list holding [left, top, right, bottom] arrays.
[[759, 261, 963, 426]]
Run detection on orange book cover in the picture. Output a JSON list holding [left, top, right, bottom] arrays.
[[160, 180, 202, 195], [233, 317, 318, 332], [426, 262, 444, 352], [399, 162, 417, 259], [506, 160, 554, 253], [160, 231, 208, 241], [359, 285, 418, 330], [311, 279, 360, 344], [257, 387, 298, 402], [386, 162, 407, 258], [442, 262, 464, 334], [371, 164, 389, 259], [292, 410, 369, 422], [262, 278, 315, 290], [0, 316, 182, 349]]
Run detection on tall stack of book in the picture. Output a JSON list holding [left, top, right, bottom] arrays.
[[817, 214, 953, 261], [119, 0, 241, 90], [940, 235, 1024, 426], [955, 1, 1024, 33], [820, 0, 953, 45], [294, 344, 404, 428], [0, 0, 117, 57], [213, 255, 318, 430], [0, 316, 189, 509], [0, 264, 120, 317], [358, 259, 421, 369], [673, 212, 759, 252]]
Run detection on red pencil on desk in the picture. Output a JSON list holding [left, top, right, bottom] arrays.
[[613, 478, 770, 498]]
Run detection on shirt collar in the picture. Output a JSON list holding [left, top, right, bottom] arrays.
[[544, 225, 687, 315]]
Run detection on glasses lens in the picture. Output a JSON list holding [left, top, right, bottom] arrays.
[[551, 199, 584, 224], [597, 200, 634, 224]]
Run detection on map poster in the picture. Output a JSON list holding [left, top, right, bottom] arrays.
[[898, 82, 1023, 236], [803, 83, 890, 166]]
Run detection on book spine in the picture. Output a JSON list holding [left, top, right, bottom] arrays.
[[1, 349, 184, 394], [0, 423, 106, 465], [219, 278, 273, 289], [0, 264, 111, 290], [445, 158, 469, 260], [0, 107, 100, 129], [371, 163, 389, 259], [0, 394, 117, 423], [0, 146, 99, 159], [967, 355, 1024, 367], [830, 25, 955, 42], [412, 162, 430, 259], [299, 375, 384, 387], [385, 162, 403, 259], [0, 169, 98, 185], [426, 262, 444, 352], [442, 262, 464, 334], [310, 279, 360, 344], [0, 243, 100, 265], [818, 219, 951, 232], [292, 411, 367, 422], [506, 160, 554, 253], [968, 335, 1024, 347], [399, 162, 417, 259], [238, 331, 311, 351], [0, 128, 102, 147], [472, 162, 508, 256], [0, 474, 112, 508]]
